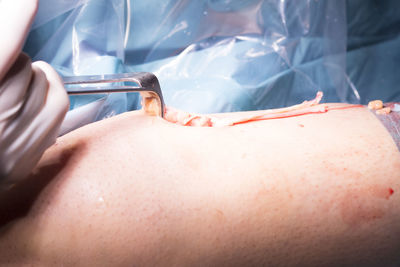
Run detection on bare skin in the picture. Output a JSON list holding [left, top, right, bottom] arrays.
[[0, 105, 399, 266]]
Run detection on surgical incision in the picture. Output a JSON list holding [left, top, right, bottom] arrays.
[[162, 92, 364, 127]]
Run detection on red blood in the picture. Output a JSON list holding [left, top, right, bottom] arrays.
[[339, 185, 394, 227], [389, 188, 394, 196]]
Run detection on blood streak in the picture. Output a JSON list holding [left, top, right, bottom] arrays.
[[163, 92, 363, 127]]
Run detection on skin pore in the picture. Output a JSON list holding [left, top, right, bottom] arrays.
[[0, 102, 399, 266]]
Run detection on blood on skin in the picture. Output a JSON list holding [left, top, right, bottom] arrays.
[[388, 188, 395, 198], [339, 185, 395, 227], [370, 186, 395, 200]]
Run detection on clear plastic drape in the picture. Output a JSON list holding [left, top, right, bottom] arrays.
[[24, 0, 400, 126]]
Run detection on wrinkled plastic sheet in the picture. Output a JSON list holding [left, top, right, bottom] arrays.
[[24, 0, 400, 129]]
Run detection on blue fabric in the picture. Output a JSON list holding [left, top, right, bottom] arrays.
[[346, 0, 400, 103]]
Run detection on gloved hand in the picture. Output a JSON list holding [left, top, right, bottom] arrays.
[[0, 0, 69, 184]]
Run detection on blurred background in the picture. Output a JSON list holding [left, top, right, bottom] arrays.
[[24, 0, 400, 125]]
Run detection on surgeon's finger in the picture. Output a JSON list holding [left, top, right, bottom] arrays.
[[0, 61, 69, 181], [32, 61, 70, 122], [29, 60, 69, 156], [0, 53, 33, 123], [1, 64, 49, 145], [0, 66, 49, 181], [0, 0, 39, 80]]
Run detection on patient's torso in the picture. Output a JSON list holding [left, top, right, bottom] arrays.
[[0, 106, 399, 266]]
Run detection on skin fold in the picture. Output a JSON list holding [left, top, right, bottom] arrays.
[[0, 105, 399, 266]]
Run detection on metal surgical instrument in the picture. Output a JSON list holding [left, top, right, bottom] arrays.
[[63, 72, 165, 117]]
